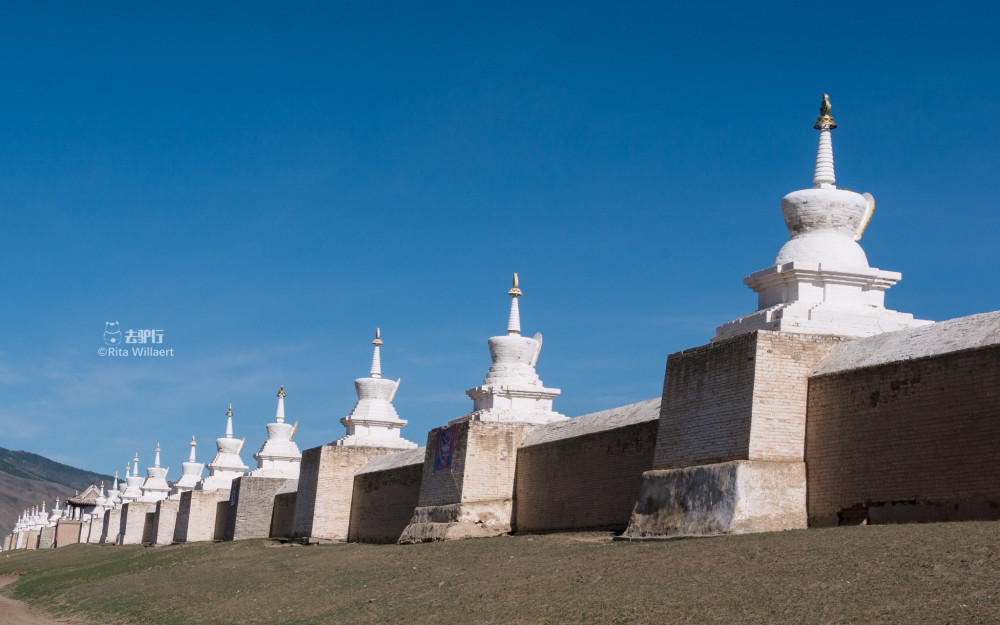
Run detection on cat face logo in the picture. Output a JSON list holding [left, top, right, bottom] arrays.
[[104, 322, 122, 346]]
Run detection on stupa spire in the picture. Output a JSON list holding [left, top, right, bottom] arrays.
[[370, 328, 383, 378], [154, 443, 161, 468], [276, 385, 286, 423], [507, 272, 522, 335], [133, 453, 139, 477], [226, 404, 234, 438], [813, 93, 837, 188], [189, 435, 197, 462]]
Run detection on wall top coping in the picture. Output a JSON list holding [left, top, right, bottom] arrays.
[[356, 446, 427, 475], [520, 397, 661, 448]]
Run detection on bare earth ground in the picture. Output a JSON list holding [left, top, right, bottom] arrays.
[[2, 522, 1000, 625], [0, 576, 75, 625]]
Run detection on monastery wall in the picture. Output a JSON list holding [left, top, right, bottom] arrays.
[[174, 489, 230, 543], [55, 520, 82, 547], [514, 399, 660, 532], [85, 517, 103, 543], [291, 445, 398, 542], [25, 529, 39, 549], [225, 476, 292, 541], [806, 312, 1000, 526], [38, 526, 55, 549], [269, 482, 297, 538], [119, 502, 157, 545], [153, 500, 179, 546], [100, 510, 120, 544], [348, 446, 425, 543]]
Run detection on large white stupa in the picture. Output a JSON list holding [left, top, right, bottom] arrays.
[[170, 436, 204, 497], [332, 329, 417, 449], [197, 405, 249, 491], [120, 455, 144, 503], [249, 386, 303, 477], [139, 444, 171, 502], [451, 273, 567, 425], [715, 94, 931, 340], [104, 471, 121, 508]]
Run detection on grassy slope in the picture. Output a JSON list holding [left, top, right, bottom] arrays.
[[2, 522, 1000, 625], [0, 448, 115, 537]]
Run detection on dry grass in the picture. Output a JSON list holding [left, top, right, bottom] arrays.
[[3, 522, 1000, 624]]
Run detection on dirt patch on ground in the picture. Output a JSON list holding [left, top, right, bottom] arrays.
[[2, 522, 1000, 624], [0, 575, 79, 625]]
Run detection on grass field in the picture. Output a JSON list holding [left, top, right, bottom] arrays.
[[2, 522, 1000, 624]]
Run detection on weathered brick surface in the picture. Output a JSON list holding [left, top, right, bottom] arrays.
[[807, 341, 1000, 526], [100, 509, 120, 544], [85, 516, 104, 543], [119, 502, 157, 545], [225, 476, 292, 541], [55, 520, 82, 547], [3, 534, 13, 550], [174, 489, 231, 543], [348, 447, 425, 543], [38, 526, 55, 549], [655, 331, 842, 469], [292, 445, 398, 541], [270, 488, 297, 538], [25, 529, 39, 549], [153, 499, 179, 545], [514, 408, 659, 532]]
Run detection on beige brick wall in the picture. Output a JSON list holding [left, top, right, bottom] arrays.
[[120, 502, 157, 545], [514, 420, 658, 532], [174, 490, 231, 543], [25, 529, 39, 549], [806, 344, 1000, 526], [270, 491, 297, 538], [85, 516, 104, 543], [3, 534, 12, 550], [55, 520, 82, 547], [349, 457, 424, 543], [100, 510, 120, 544], [225, 476, 291, 541], [38, 526, 55, 549], [153, 499, 179, 546], [655, 331, 841, 469], [291, 445, 398, 541]]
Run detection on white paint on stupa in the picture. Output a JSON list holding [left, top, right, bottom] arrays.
[[120, 456, 144, 503], [451, 273, 567, 425], [249, 386, 303, 477], [332, 329, 417, 449], [139, 443, 171, 502], [104, 472, 121, 508], [170, 436, 204, 498], [48, 499, 61, 526], [197, 405, 249, 491], [716, 94, 931, 340]]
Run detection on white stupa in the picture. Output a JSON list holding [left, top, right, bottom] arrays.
[[197, 405, 249, 491], [139, 443, 171, 502], [120, 455, 144, 503], [716, 94, 931, 340], [450, 273, 568, 425], [48, 499, 62, 526], [332, 329, 417, 449], [170, 436, 204, 497], [249, 386, 303, 477]]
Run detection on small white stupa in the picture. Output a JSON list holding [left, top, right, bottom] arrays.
[[105, 471, 121, 508], [139, 443, 171, 502], [451, 273, 567, 425], [249, 386, 303, 477], [170, 436, 204, 497], [716, 94, 931, 340], [120, 456, 144, 503], [48, 499, 62, 526], [332, 328, 417, 449], [197, 404, 249, 491]]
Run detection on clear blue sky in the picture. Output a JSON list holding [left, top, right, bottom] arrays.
[[2, 2, 998, 474]]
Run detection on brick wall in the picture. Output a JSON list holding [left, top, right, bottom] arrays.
[[85, 516, 104, 543], [55, 520, 82, 547], [807, 341, 1000, 526], [153, 499, 179, 545], [270, 488, 297, 538], [101, 509, 120, 544], [38, 526, 55, 549], [514, 400, 659, 532], [120, 502, 157, 545], [174, 489, 231, 543], [225, 476, 291, 541], [291, 445, 399, 541], [348, 447, 425, 543], [655, 331, 842, 469]]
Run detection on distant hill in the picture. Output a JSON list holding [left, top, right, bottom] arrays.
[[0, 448, 114, 540]]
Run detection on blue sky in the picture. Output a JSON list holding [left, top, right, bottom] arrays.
[[1, 2, 998, 474]]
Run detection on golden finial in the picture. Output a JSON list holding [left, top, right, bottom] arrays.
[[156, 442, 160, 452], [227, 403, 233, 417], [814, 93, 837, 130], [100, 480, 104, 488], [508, 272, 522, 297], [191, 435, 197, 446], [125, 462, 130, 473], [114, 471, 119, 480], [373, 327, 383, 346], [277, 385, 286, 398], [133, 452, 139, 463]]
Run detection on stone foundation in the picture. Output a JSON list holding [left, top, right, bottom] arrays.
[[119, 501, 158, 545], [291, 445, 400, 542], [399, 420, 534, 543], [174, 489, 231, 543], [224, 476, 293, 541], [622, 460, 807, 538]]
